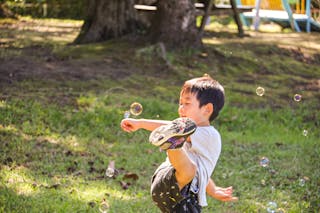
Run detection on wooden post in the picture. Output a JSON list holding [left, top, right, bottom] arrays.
[[230, 0, 245, 36], [198, 0, 213, 39], [42, 3, 47, 17], [236, 0, 249, 26]]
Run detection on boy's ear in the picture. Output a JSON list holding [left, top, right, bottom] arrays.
[[205, 103, 214, 115]]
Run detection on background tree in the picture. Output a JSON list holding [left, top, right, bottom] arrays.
[[74, 0, 201, 49], [74, 0, 142, 44], [0, 0, 16, 18], [149, 0, 201, 48]]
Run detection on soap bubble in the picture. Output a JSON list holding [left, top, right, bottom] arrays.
[[222, 173, 227, 179], [106, 161, 116, 178], [105, 168, 115, 178], [99, 200, 109, 213], [299, 178, 306, 186], [130, 102, 143, 116], [293, 94, 302, 102], [271, 186, 275, 193], [256, 87, 265, 96], [203, 73, 210, 77], [266, 201, 277, 213], [302, 129, 308, 137], [205, 17, 210, 25], [123, 111, 130, 119], [259, 157, 270, 167]]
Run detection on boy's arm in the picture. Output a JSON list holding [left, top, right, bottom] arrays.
[[206, 178, 238, 202], [120, 118, 171, 132]]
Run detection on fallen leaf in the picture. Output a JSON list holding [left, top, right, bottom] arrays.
[[119, 181, 130, 190], [123, 172, 139, 181]]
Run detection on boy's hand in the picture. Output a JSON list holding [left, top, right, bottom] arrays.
[[207, 179, 238, 202], [211, 186, 238, 202], [120, 118, 140, 132]]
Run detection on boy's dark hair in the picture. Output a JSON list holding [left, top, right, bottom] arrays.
[[181, 76, 225, 121]]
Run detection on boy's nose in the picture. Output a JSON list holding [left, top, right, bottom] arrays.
[[178, 105, 185, 114]]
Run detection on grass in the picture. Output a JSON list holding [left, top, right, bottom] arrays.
[[0, 17, 319, 212]]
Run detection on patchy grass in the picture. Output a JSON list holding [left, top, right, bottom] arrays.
[[0, 17, 319, 212]]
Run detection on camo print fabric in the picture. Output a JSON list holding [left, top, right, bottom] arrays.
[[151, 164, 201, 213]]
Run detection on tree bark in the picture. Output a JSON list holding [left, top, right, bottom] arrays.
[[0, 3, 16, 18], [149, 0, 201, 49], [74, 0, 141, 44]]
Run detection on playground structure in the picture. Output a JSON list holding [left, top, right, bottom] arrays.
[[239, 0, 320, 32], [135, 1, 254, 37], [134, 0, 320, 35]]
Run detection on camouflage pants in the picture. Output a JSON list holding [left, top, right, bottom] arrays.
[[151, 164, 201, 213]]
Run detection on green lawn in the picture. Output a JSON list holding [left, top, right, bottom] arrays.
[[0, 17, 319, 213]]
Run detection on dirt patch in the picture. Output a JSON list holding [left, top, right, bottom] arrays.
[[0, 53, 135, 84], [296, 79, 320, 91], [0, 19, 175, 88]]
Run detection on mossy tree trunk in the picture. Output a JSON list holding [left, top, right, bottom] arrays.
[[0, 3, 16, 18], [74, 0, 140, 44], [149, 0, 201, 49]]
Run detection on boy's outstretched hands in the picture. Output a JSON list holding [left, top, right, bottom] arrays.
[[207, 179, 238, 202], [121, 118, 170, 132], [120, 118, 141, 132], [211, 186, 238, 202]]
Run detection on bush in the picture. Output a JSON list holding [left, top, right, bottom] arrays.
[[5, 0, 85, 19]]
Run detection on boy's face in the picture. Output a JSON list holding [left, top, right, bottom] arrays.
[[178, 91, 211, 126]]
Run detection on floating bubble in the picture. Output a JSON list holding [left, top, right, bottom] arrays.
[[123, 111, 130, 119], [302, 129, 308, 137], [259, 157, 270, 167], [256, 87, 265, 96], [130, 102, 143, 116], [299, 178, 306, 186], [105, 168, 115, 178], [99, 200, 109, 213], [203, 73, 210, 77], [200, 52, 208, 58], [266, 201, 277, 213], [271, 186, 275, 193], [222, 173, 227, 179], [205, 17, 210, 25], [269, 169, 277, 176], [293, 94, 302, 102], [106, 161, 116, 178], [0, 100, 6, 108]]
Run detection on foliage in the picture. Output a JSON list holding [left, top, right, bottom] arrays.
[[4, 0, 85, 19]]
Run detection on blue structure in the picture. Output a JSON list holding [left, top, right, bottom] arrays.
[[241, 0, 320, 32]]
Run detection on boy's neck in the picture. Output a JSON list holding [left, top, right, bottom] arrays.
[[197, 120, 210, 126]]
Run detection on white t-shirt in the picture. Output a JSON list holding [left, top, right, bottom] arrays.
[[156, 126, 221, 207], [185, 126, 221, 206]]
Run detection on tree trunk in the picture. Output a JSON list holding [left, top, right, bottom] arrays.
[[149, 0, 201, 49], [74, 0, 141, 44], [0, 3, 16, 19]]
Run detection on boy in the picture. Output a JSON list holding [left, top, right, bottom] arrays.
[[120, 76, 237, 212]]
